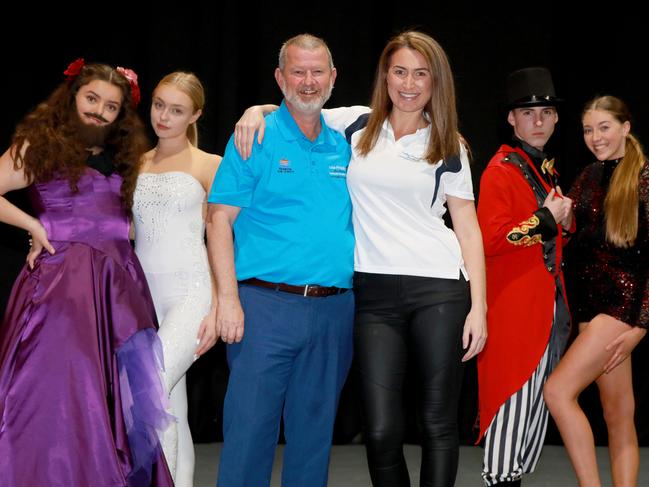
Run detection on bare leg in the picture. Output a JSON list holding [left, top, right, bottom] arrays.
[[596, 349, 638, 487], [543, 315, 634, 487]]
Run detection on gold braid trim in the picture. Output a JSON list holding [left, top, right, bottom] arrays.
[[507, 215, 542, 246]]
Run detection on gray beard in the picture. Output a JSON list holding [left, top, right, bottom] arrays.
[[281, 84, 333, 113]]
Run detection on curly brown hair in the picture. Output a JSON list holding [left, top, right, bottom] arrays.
[[11, 63, 150, 209]]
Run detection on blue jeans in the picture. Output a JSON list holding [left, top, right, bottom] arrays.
[[216, 283, 354, 487]]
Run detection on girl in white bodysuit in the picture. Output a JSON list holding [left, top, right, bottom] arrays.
[[132, 72, 221, 487]]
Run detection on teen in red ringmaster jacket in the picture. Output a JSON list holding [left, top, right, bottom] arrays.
[[476, 67, 574, 486]]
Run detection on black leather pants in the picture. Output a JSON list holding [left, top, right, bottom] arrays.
[[353, 272, 470, 487]]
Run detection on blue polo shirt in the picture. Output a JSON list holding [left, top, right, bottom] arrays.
[[208, 101, 354, 288]]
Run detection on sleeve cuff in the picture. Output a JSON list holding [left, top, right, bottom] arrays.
[[534, 207, 559, 240], [505, 208, 557, 246]]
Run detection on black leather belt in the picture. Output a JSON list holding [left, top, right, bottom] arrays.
[[240, 278, 349, 297]]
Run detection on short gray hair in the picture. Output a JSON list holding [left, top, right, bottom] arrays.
[[278, 33, 334, 70]]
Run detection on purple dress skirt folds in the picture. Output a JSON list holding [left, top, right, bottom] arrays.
[[0, 169, 173, 486]]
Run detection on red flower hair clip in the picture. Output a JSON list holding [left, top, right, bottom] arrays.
[[116, 66, 141, 108], [64, 58, 85, 82]]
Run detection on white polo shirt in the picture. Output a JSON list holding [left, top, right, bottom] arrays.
[[323, 106, 474, 280]]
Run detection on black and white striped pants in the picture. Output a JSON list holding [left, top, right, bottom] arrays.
[[481, 345, 552, 485]]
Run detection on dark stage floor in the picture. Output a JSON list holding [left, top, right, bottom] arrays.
[[194, 443, 649, 486]]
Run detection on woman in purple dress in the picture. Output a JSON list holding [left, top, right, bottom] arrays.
[[544, 95, 648, 487], [0, 60, 173, 486]]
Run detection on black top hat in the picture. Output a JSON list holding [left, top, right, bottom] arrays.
[[506, 67, 562, 109]]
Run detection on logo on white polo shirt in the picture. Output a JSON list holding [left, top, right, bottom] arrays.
[[277, 158, 294, 174], [399, 151, 424, 162]]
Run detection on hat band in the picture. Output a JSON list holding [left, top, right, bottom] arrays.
[[513, 94, 557, 104]]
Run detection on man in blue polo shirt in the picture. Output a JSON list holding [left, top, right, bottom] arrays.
[[207, 33, 354, 487]]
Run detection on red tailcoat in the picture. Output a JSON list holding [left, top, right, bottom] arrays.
[[476, 144, 569, 441]]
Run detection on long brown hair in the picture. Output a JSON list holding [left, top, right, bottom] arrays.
[[356, 31, 461, 164], [154, 71, 205, 146], [583, 95, 645, 247], [11, 63, 149, 209]]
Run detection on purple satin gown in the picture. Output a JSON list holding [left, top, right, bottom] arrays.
[[0, 169, 173, 486]]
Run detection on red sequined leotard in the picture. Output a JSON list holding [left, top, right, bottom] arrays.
[[568, 160, 649, 328]]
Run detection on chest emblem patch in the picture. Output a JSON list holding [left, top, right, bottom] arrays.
[[277, 158, 294, 174]]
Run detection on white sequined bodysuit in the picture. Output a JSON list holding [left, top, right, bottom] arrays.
[[133, 171, 212, 487]]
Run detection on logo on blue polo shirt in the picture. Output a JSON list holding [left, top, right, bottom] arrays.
[[277, 158, 294, 174], [328, 165, 347, 178]]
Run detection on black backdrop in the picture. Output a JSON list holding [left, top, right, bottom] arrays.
[[1, 4, 648, 447]]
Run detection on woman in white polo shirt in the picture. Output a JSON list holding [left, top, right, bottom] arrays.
[[234, 30, 486, 487]]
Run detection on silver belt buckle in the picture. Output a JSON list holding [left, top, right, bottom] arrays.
[[303, 284, 309, 297]]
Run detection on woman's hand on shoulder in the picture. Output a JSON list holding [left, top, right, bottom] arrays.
[[234, 105, 275, 160]]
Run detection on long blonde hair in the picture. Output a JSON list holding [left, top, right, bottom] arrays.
[[155, 71, 205, 146], [584, 95, 645, 247], [356, 31, 461, 164]]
